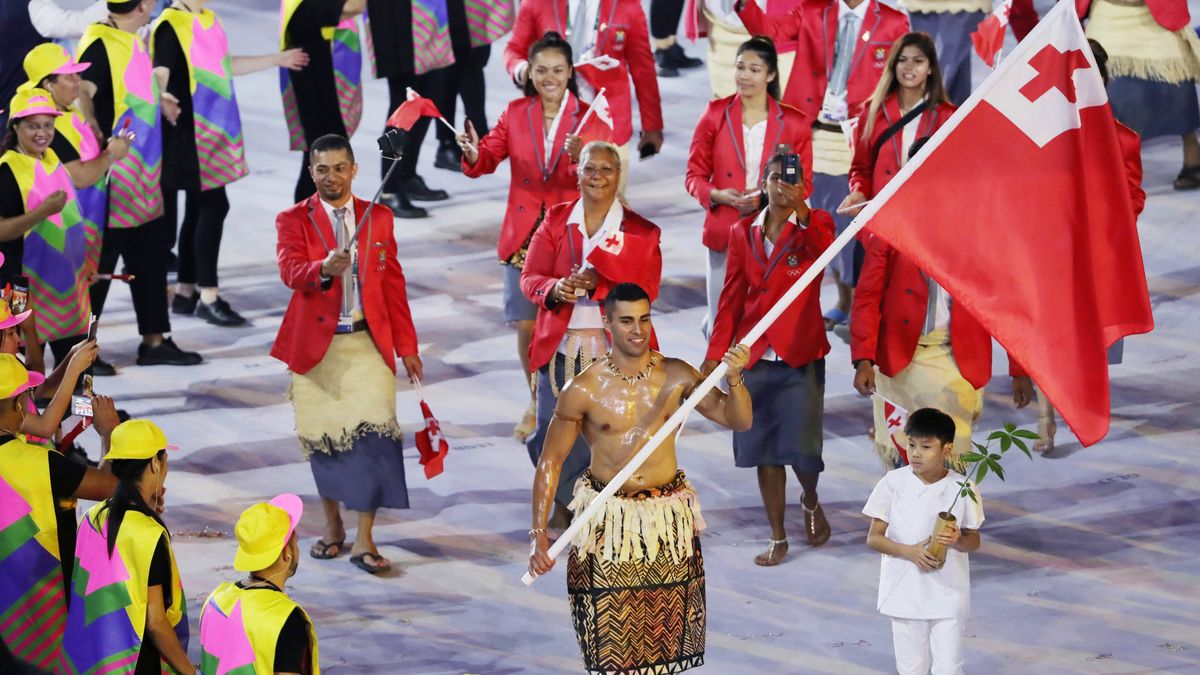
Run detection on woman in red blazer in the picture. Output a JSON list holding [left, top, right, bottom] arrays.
[[686, 36, 812, 338], [457, 32, 586, 441], [703, 151, 834, 566], [840, 33, 955, 217], [519, 142, 662, 514]]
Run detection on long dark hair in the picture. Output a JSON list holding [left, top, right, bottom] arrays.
[[523, 31, 580, 98], [96, 450, 172, 606], [863, 32, 949, 139], [0, 121, 20, 155], [736, 36, 781, 101]]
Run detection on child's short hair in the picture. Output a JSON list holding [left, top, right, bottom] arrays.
[[905, 408, 956, 445]]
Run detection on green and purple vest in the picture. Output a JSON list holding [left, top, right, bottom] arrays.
[[153, 7, 249, 190], [52, 109, 106, 285], [60, 503, 188, 674], [0, 437, 69, 671], [77, 24, 164, 229], [0, 148, 92, 341], [279, 0, 362, 150]]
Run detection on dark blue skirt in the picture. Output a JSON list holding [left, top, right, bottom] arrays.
[[310, 430, 410, 511], [1108, 76, 1200, 140], [732, 358, 825, 472]]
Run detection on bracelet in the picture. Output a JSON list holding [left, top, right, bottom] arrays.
[[529, 528, 546, 538], [727, 376, 744, 388]]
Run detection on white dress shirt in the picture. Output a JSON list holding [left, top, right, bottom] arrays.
[[320, 197, 363, 321]]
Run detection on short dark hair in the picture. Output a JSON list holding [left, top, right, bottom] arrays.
[[310, 134, 355, 162], [905, 408, 956, 445], [107, 0, 142, 14], [524, 31, 580, 98], [603, 282, 650, 315]]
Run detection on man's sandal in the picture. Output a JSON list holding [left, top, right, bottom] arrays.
[[350, 552, 392, 574], [309, 539, 343, 560], [1174, 165, 1200, 191], [754, 538, 789, 567], [802, 500, 832, 547]]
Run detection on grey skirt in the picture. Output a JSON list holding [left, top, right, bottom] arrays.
[[732, 358, 825, 472]]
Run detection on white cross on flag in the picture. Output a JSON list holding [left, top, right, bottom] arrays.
[[852, 0, 1153, 446]]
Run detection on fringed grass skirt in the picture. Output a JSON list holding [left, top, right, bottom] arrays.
[[289, 332, 408, 510], [567, 471, 706, 675]]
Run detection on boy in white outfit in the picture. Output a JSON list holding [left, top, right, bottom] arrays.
[[863, 407, 984, 675]]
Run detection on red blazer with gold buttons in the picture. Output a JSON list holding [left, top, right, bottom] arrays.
[[462, 93, 587, 261], [271, 195, 419, 375]]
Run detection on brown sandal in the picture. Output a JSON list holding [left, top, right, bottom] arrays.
[[802, 499, 831, 547]]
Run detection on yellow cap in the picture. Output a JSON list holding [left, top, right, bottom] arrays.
[[233, 494, 303, 572], [22, 43, 89, 91], [103, 419, 176, 461], [0, 353, 45, 399], [8, 88, 62, 121]]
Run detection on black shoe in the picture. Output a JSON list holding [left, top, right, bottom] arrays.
[[196, 297, 247, 327], [656, 63, 680, 78], [137, 337, 203, 366], [658, 43, 703, 70], [399, 175, 449, 201], [92, 356, 117, 377], [380, 192, 429, 219], [434, 143, 463, 172], [172, 292, 197, 315]]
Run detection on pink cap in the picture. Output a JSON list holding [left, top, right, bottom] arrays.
[[268, 493, 304, 547]]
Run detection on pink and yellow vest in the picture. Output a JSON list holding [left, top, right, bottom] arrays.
[[153, 7, 249, 191], [76, 24, 164, 229], [199, 582, 321, 675]]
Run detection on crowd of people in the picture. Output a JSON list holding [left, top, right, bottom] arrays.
[[0, 0, 1185, 673]]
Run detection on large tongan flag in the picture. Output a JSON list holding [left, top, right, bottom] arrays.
[[856, 0, 1153, 446]]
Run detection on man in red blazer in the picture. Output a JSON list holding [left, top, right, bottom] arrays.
[[520, 141, 662, 516], [850, 237, 1032, 468], [272, 134, 422, 575], [503, 0, 665, 166]]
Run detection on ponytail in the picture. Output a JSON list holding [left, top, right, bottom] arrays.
[[96, 450, 172, 606]]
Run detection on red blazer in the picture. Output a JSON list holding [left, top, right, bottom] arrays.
[[706, 209, 835, 368], [1116, 121, 1146, 217], [849, 97, 955, 198], [686, 95, 814, 251], [463, 93, 588, 260], [850, 239, 1024, 389], [1012, 0, 1191, 38], [502, 0, 663, 146], [271, 195, 419, 375], [739, 0, 909, 123], [520, 200, 662, 371]]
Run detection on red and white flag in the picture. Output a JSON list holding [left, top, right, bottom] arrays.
[[878, 396, 910, 465], [386, 88, 444, 131], [856, 0, 1153, 446], [586, 230, 656, 299], [412, 381, 449, 479], [575, 88, 614, 144], [971, 0, 1013, 68]]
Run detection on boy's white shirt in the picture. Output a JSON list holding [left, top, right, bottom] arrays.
[[863, 465, 985, 620]]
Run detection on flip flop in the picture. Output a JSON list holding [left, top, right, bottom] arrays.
[[349, 552, 392, 574], [1174, 165, 1200, 191], [309, 539, 343, 560], [823, 308, 849, 330]]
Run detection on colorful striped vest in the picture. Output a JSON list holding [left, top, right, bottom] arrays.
[[199, 582, 321, 675], [0, 437, 68, 670], [153, 7, 249, 191], [0, 148, 91, 341], [77, 24, 164, 229], [60, 503, 189, 674], [279, 0, 362, 150], [52, 109, 106, 278]]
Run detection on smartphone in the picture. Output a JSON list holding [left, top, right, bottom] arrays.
[[70, 315, 98, 418], [9, 276, 29, 314], [782, 153, 800, 185]]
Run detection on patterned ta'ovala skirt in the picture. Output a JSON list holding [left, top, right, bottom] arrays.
[[566, 470, 707, 675]]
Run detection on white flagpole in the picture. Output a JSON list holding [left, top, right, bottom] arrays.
[[521, 209, 875, 585], [569, 87, 607, 135]]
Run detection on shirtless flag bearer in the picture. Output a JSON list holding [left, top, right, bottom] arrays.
[[528, 282, 752, 675]]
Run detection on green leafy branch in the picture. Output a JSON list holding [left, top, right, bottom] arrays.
[[947, 423, 1039, 514]]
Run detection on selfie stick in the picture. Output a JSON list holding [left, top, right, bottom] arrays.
[[346, 129, 406, 247]]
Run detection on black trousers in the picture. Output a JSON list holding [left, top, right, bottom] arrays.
[[89, 215, 172, 337], [383, 71, 444, 188], [650, 0, 686, 41], [433, 44, 492, 145], [165, 186, 229, 288], [291, 62, 348, 202]]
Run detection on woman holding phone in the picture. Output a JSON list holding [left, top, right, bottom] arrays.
[[456, 31, 586, 440], [702, 150, 834, 566], [686, 36, 811, 339]]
